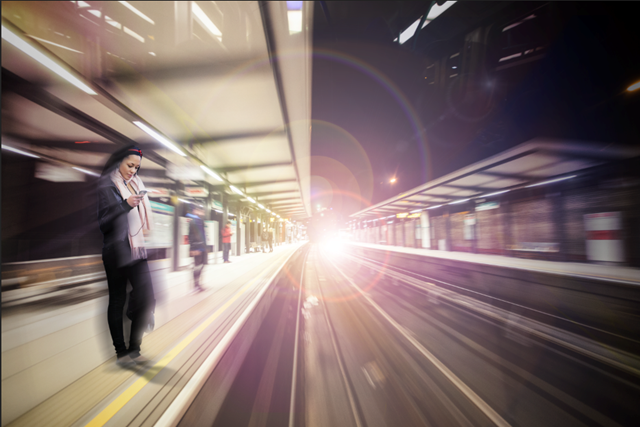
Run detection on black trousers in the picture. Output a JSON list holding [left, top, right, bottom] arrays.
[[193, 251, 205, 289], [223, 242, 231, 261], [103, 246, 156, 358]]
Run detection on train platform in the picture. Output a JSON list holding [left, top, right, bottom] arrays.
[[1, 242, 306, 427], [344, 241, 640, 285]]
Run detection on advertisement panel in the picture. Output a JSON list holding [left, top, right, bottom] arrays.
[[145, 201, 174, 248], [584, 212, 623, 262]]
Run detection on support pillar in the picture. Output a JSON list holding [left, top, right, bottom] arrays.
[[445, 207, 452, 251], [172, 182, 185, 272], [551, 190, 567, 262]]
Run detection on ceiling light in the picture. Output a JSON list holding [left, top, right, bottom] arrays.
[[258, 204, 265, 209], [192, 2, 222, 40], [287, 1, 303, 34], [410, 209, 422, 213], [230, 185, 244, 196], [119, 1, 155, 25], [200, 165, 223, 181], [427, 205, 442, 210], [178, 198, 191, 204], [399, 17, 421, 44], [247, 197, 256, 203], [25, 35, 84, 53], [72, 167, 99, 176], [133, 121, 185, 156], [525, 175, 576, 188], [481, 190, 510, 198], [2, 25, 96, 95], [123, 27, 145, 43], [1, 145, 40, 158], [105, 16, 122, 30], [448, 199, 470, 205]]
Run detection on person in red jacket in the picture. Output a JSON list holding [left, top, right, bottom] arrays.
[[221, 222, 233, 263]]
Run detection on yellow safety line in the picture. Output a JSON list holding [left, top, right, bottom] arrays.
[[85, 268, 268, 427]]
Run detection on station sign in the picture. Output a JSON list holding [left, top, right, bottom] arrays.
[[211, 200, 223, 211], [146, 188, 170, 198], [476, 201, 499, 211], [396, 213, 409, 218], [185, 187, 208, 198]]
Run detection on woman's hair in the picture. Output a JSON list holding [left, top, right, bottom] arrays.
[[101, 145, 143, 177]]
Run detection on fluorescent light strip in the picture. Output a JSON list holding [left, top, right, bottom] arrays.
[[230, 185, 244, 196], [25, 35, 83, 53], [525, 175, 576, 188], [258, 204, 265, 209], [410, 209, 422, 213], [426, 1, 456, 22], [133, 121, 185, 156], [427, 204, 443, 210], [105, 16, 122, 30], [1, 145, 40, 158], [119, 1, 155, 25], [247, 197, 256, 203], [448, 198, 470, 205], [178, 198, 191, 204], [399, 18, 421, 44], [192, 2, 222, 39], [73, 167, 99, 176], [200, 165, 223, 181], [2, 25, 96, 95], [124, 26, 145, 43], [481, 190, 510, 198]]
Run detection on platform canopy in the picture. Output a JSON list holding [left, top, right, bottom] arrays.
[[1, 1, 312, 219], [350, 139, 640, 220]]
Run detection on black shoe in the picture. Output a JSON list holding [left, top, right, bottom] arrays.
[[116, 355, 136, 368]]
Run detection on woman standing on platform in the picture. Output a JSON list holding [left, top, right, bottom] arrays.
[[98, 145, 155, 368]]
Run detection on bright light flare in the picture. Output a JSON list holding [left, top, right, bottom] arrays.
[[390, 178, 397, 183]]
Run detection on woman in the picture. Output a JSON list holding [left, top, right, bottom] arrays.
[[98, 145, 155, 368]]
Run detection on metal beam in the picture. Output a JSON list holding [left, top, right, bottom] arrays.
[[1, 69, 169, 167], [197, 129, 286, 145], [251, 190, 299, 198], [106, 55, 268, 83], [216, 161, 292, 173], [241, 179, 298, 187], [260, 1, 308, 217]]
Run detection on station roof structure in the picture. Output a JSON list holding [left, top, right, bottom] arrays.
[[1, 1, 312, 219], [350, 139, 640, 220]]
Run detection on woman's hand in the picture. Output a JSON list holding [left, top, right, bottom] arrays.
[[127, 194, 144, 208]]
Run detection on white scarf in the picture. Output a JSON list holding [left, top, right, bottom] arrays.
[[110, 169, 153, 261]]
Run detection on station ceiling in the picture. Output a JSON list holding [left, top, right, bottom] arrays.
[[350, 139, 640, 219], [1, 1, 312, 219]]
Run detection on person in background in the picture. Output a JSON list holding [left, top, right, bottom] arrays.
[[262, 227, 269, 253], [222, 221, 233, 263], [268, 227, 274, 252], [97, 145, 155, 368], [187, 204, 207, 292]]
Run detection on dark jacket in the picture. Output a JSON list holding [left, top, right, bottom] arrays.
[[97, 175, 135, 266], [187, 213, 207, 254]]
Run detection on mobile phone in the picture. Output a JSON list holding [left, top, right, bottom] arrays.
[[139, 190, 148, 196]]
